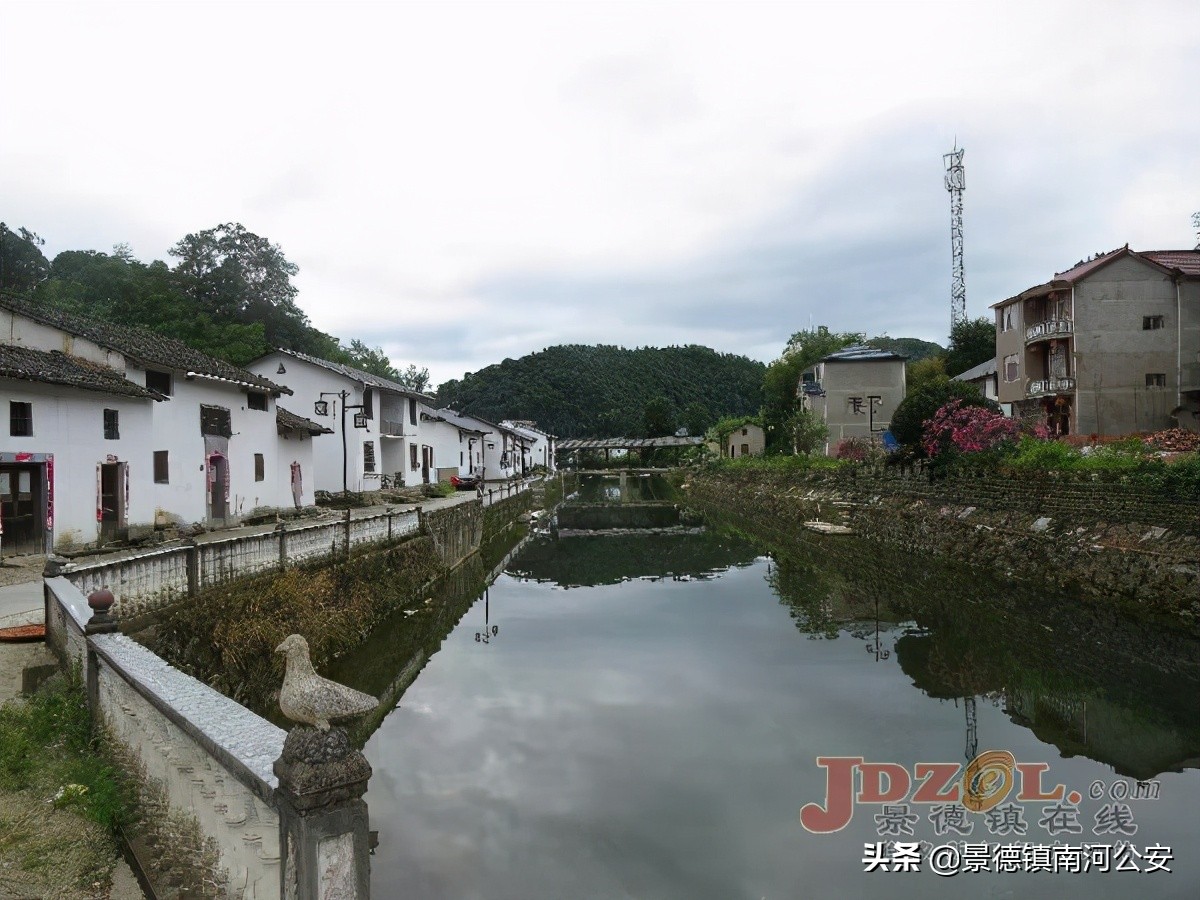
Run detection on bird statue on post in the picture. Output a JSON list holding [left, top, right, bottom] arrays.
[[276, 634, 378, 731]]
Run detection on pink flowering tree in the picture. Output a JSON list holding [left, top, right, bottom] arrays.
[[921, 399, 1022, 458]]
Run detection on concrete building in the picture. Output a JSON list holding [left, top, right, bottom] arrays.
[[1, 298, 304, 553], [247, 350, 433, 491], [435, 410, 522, 481], [800, 346, 907, 455], [992, 247, 1200, 436], [723, 423, 765, 458]]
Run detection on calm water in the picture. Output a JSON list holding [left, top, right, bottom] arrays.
[[352, 488, 1200, 899]]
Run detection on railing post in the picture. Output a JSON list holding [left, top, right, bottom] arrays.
[[276, 521, 288, 572], [183, 538, 199, 597], [416, 505, 425, 535], [275, 727, 373, 899], [344, 508, 352, 556], [386, 507, 393, 542]]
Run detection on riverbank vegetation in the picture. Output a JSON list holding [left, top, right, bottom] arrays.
[[0, 673, 131, 897]]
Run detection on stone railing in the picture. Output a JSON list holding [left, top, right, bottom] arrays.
[[1027, 376, 1076, 397], [1025, 318, 1073, 343], [60, 509, 420, 616], [45, 577, 375, 899]]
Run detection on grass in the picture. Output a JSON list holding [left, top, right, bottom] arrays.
[[0, 672, 132, 896]]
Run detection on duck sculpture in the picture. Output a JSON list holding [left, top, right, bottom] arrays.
[[275, 634, 379, 730]]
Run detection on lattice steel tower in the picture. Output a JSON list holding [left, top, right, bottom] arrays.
[[944, 145, 966, 329]]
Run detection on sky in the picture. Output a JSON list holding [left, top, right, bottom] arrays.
[[2, 0, 1197, 387]]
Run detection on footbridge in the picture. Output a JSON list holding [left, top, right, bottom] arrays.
[[555, 435, 705, 464]]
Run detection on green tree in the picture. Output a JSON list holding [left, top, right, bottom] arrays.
[[945, 317, 996, 377], [762, 327, 862, 452], [396, 363, 431, 393], [681, 401, 712, 437], [788, 407, 828, 455], [0, 223, 50, 295], [889, 377, 998, 451], [907, 355, 948, 394], [642, 396, 676, 437], [342, 340, 397, 379], [168, 223, 317, 351]]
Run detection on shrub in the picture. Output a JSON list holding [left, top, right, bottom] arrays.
[[835, 438, 870, 462], [922, 400, 1021, 458], [890, 377, 998, 451]]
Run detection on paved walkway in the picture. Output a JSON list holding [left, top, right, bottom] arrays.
[[0, 478, 538, 625]]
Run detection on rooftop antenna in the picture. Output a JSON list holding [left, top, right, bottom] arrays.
[[944, 143, 966, 331], [1192, 211, 1199, 250]]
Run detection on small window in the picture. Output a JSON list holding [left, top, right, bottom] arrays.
[[1004, 354, 1019, 383], [742, 428, 748, 436], [1143, 315, 1164, 330], [460, 451, 464, 465], [103, 408, 120, 440], [409, 397, 417, 426], [363, 441, 376, 473], [410, 443, 419, 470], [154, 451, 169, 484], [9, 401, 32, 437], [247, 391, 268, 411], [145, 369, 172, 395], [200, 405, 232, 437], [1146, 373, 1166, 388], [254, 453, 265, 481], [1001, 307, 1015, 332]]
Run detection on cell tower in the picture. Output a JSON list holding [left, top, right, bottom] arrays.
[[944, 145, 966, 330]]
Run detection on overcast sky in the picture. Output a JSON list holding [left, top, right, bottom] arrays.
[[3, 0, 1197, 386]]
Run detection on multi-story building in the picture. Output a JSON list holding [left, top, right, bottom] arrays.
[[992, 247, 1200, 436], [800, 346, 907, 455]]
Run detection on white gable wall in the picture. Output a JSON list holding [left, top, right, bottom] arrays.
[[1, 380, 155, 549]]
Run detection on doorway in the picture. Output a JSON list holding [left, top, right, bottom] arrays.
[[0, 463, 44, 555], [208, 453, 229, 522], [421, 446, 434, 484], [99, 462, 127, 543]]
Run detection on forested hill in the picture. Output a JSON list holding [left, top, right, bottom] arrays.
[[436, 345, 767, 438]]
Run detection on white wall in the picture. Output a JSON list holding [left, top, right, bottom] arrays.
[[1, 380, 156, 549], [248, 353, 424, 491]]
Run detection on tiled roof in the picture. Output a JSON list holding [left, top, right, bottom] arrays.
[[0, 297, 288, 394], [432, 408, 491, 435], [994, 247, 1199, 308], [1140, 251, 1200, 277], [270, 348, 432, 399], [0, 344, 163, 399], [820, 345, 907, 363], [952, 357, 997, 382], [277, 406, 333, 435]]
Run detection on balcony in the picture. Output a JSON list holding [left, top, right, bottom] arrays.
[[1025, 319, 1072, 344], [1028, 377, 1076, 397], [379, 419, 407, 437]]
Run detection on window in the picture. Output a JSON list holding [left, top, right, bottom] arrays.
[[1146, 373, 1166, 388], [460, 451, 464, 465], [9, 402, 32, 437], [409, 397, 417, 426], [200, 405, 232, 437], [154, 451, 169, 484], [103, 408, 120, 440], [742, 428, 748, 436], [1143, 316, 1165, 330], [247, 391, 268, 411], [410, 443, 419, 470], [363, 441, 376, 473], [1000, 307, 1015, 333], [1003, 354, 1019, 383], [254, 453, 265, 481], [145, 369, 172, 395]]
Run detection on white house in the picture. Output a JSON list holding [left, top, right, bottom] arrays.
[[800, 345, 908, 456], [420, 406, 488, 482], [500, 420, 557, 473], [1, 297, 309, 553], [435, 409, 522, 481], [248, 350, 434, 492]]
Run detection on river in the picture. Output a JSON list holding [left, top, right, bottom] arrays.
[[341, 474, 1200, 899]]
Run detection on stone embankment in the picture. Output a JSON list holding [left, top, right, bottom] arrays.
[[684, 467, 1200, 631]]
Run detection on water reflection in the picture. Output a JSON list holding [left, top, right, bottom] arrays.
[[356, 522, 1200, 898], [572, 472, 679, 504]]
